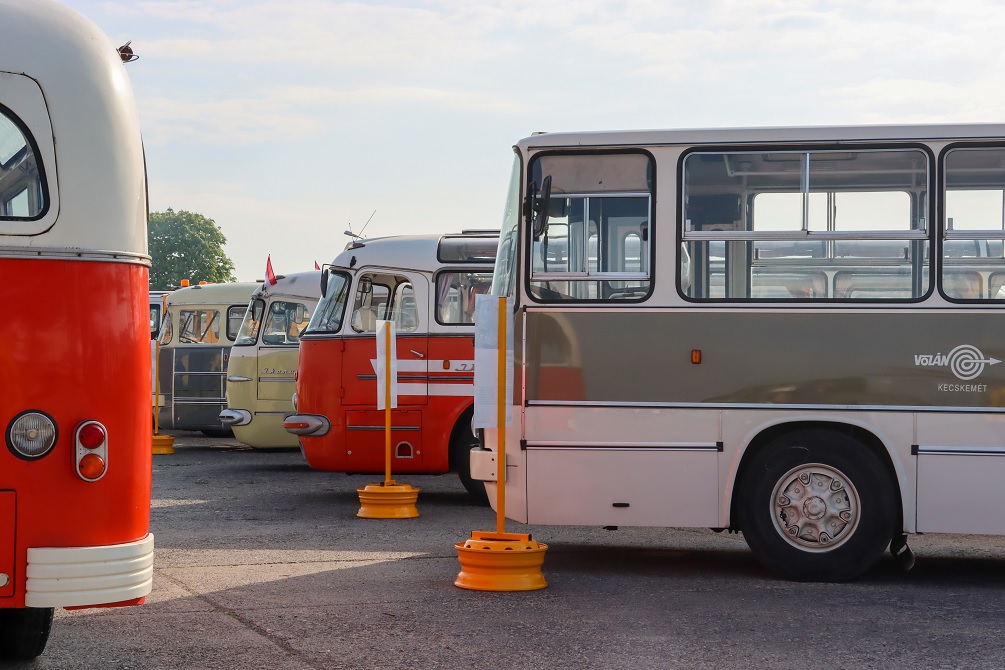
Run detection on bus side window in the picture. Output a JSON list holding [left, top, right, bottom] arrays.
[[351, 277, 389, 333], [392, 282, 418, 332]]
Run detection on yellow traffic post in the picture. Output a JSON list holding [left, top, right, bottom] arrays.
[[152, 293, 175, 455], [357, 320, 419, 518], [455, 296, 547, 591]]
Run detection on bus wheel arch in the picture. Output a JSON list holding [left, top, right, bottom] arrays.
[[448, 406, 489, 505], [732, 422, 901, 581]]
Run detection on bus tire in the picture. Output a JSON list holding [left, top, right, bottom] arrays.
[[450, 415, 489, 506], [0, 607, 53, 660], [736, 429, 897, 582]]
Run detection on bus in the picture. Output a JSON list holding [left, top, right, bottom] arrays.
[[470, 124, 1005, 582], [221, 271, 321, 448], [0, 0, 153, 658], [155, 282, 257, 435], [285, 232, 497, 501]]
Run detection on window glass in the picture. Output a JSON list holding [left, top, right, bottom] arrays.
[[178, 309, 221, 344], [261, 300, 312, 345], [158, 314, 173, 345], [436, 271, 494, 324], [682, 148, 929, 301], [235, 299, 265, 346], [943, 146, 1005, 300], [0, 108, 45, 221], [438, 236, 499, 263], [527, 152, 653, 302], [351, 275, 392, 333], [307, 271, 352, 334], [390, 283, 419, 332], [491, 154, 522, 298], [227, 306, 247, 341], [149, 304, 162, 339]]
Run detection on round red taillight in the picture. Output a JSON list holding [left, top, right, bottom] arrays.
[[78, 453, 106, 480], [78, 423, 105, 449]]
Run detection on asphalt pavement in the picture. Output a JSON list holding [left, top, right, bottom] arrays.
[[10, 433, 1005, 670]]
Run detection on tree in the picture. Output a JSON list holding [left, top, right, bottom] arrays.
[[148, 208, 236, 290]]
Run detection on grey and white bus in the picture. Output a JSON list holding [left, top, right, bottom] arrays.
[[472, 123, 1005, 581]]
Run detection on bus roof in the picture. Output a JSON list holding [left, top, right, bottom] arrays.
[[330, 232, 498, 272], [252, 271, 323, 301], [517, 123, 1005, 151], [166, 282, 259, 307], [0, 0, 145, 257]]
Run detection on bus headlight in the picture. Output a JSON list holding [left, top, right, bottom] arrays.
[[6, 410, 58, 460]]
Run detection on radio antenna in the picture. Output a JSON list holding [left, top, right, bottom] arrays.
[[344, 210, 376, 240]]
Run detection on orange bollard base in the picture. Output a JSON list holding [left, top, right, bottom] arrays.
[[454, 531, 548, 591], [356, 481, 420, 519], [152, 434, 175, 455]]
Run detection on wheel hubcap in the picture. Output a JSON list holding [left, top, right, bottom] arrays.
[[771, 464, 860, 552]]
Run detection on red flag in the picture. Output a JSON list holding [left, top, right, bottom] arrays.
[[314, 260, 321, 270], [265, 255, 277, 285]]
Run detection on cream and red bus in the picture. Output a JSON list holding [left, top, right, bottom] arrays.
[[472, 124, 1005, 581], [0, 0, 153, 658], [155, 281, 257, 435], [285, 232, 497, 501], [221, 271, 321, 448]]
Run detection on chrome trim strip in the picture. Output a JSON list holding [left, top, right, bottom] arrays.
[[259, 377, 295, 383], [525, 400, 1005, 413], [227, 375, 253, 383], [347, 425, 420, 432], [525, 441, 720, 451], [0, 247, 151, 266], [172, 372, 227, 377], [916, 445, 1005, 456]]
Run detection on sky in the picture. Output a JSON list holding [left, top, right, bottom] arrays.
[[61, 0, 1005, 282]]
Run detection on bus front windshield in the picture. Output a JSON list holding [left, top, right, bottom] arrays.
[[234, 299, 265, 346], [491, 153, 522, 298], [306, 271, 352, 334]]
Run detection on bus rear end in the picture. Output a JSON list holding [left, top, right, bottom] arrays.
[[0, 0, 152, 658]]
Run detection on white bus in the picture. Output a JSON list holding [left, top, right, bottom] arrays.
[[472, 124, 1005, 581]]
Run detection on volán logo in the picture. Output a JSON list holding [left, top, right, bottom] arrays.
[[914, 344, 1000, 381]]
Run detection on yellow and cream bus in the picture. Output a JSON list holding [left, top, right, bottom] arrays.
[[472, 123, 1005, 581], [221, 271, 321, 448], [155, 281, 257, 435]]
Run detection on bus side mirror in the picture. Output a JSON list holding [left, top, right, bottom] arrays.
[[320, 268, 329, 297], [530, 175, 552, 240], [359, 276, 372, 295]]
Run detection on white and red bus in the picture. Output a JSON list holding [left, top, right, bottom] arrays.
[[0, 0, 153, 658], [285, 232, 497, 501]]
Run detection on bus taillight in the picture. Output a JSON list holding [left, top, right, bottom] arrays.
[[74, 421, 108, 482], [6, 411, 58, 460]]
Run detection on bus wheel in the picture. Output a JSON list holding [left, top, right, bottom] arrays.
[[450, 417, 489, 506], [737, 430, 897, 582], [0, 607, 54, 660]]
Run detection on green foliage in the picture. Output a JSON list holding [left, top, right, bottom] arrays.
[[148, 208, 236, 290]]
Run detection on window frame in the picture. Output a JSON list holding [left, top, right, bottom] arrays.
[[678, 143, 935, 303]]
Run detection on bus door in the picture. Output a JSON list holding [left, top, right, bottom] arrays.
[[257, 300, 311, 402], [342, 271, 428, 471]]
